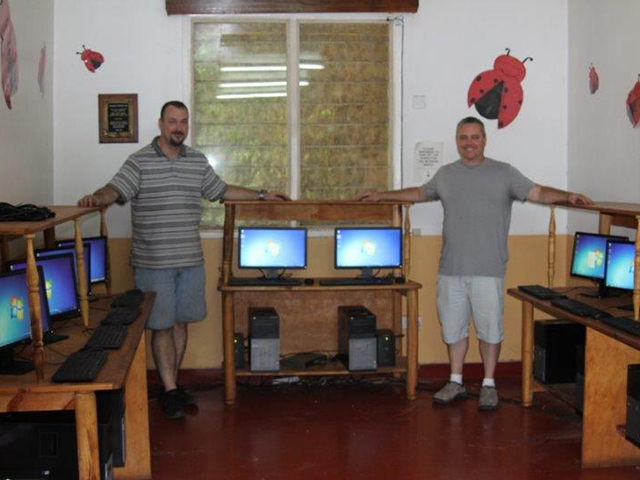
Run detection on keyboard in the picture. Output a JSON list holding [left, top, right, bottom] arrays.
[[101, 306, 141, 326], [52, 349, 108, 383], [517, 284, 567, 300], [111, 289, 144, 308], [550, 297, 612, 319], [600, 316, 640, 336], [85, 325, 128, 349], [319, 277, 394, 286], [228, 277, 303, 287]]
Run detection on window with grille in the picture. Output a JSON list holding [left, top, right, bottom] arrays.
[[192, 20, 393, 228]]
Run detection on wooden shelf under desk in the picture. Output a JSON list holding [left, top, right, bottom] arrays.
[[236, 357, 408, 377]]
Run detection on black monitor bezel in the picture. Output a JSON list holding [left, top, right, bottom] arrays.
[[237, 227, 308, 270], [0, 269, 37, 350], [570, 231, 628, 282], [6, 253, 81, 323], [56, 236, 108, 284], [604, 239, 635, 291], [334, 226, 403, 270], [35, 244, 92, 296]]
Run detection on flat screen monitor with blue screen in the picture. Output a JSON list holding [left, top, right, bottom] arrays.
[[36, 245, 92, 295], [335, 227, 402, 277], [238, 228, 307, 278], [571, 231, 628, 298], [605, 240, 635, 291], [0, 270, 37, 374], [8, 254, 80, 322], [57, 237, 107, 284]]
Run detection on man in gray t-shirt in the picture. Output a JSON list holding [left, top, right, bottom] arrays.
[[357, 116, 593, 411]]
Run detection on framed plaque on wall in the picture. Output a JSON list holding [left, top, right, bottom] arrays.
[[98, 93, 138, 143]]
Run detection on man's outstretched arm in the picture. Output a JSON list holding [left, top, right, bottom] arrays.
[[526, 184, 594, 206], [78, 185, 119, 207]]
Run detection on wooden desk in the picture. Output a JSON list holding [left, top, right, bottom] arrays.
[[218, 201, 421, 405], [0, 206, 110, 382], [509, 286, 640, 468], [0, 294, 153, 479]]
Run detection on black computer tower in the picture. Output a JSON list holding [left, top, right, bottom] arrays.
[[249, 307, 280, 372], [533, 320, 585, 384], [234, 332, 246, 369], [376, 329, 396, 367], [626, 364, 640, 447], [0, 411, 114, 480], [96, 390, 125, 467], [574, 344, 585, 414], [338, 306, 377, 371]]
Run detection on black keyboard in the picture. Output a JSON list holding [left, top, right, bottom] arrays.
[[600, 316, 640, 336], [228, 277, 303, 287], [517, 284, 567, 300], [111, 289, 144, 308], [85, 325, 128, 349], [550, 298, 612, 319], [52, 349, 108, 383], [319, 277, 394, 286], [101, 306, 141, 326]]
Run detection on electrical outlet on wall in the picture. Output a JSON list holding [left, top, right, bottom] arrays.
[[401, 315, 422, 329]]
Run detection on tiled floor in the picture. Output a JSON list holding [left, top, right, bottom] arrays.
[[147, 376, 640, 479]]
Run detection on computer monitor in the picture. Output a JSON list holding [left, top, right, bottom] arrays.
[[0, 270, 35, 374], [7, 254, 80, 322], [334, 227, 403, 278], [238, 227, 307, 278], [36, 244, 92, 296], [605, 239, 635, 292], [571, 231, 628, 298], [56, 236, 107, 284]]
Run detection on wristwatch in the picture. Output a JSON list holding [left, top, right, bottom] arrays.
[[258, 189, 267, 201]]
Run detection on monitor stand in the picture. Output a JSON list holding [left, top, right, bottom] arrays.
[[579, 281, 620, 299], [0, 349, 34, 375], [263, 268, 280, 280], [356, 268, 375, 279], [43, 331, 69, 345]]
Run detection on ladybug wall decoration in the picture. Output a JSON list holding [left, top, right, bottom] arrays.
[[626, 75, 640, 127], [77, 45, 104, 73], [467, 48, 533, 129], [588, 64, 599, 95]]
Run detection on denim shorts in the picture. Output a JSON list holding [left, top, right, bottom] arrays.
[[436, 275, 504, 344], [134, 265, 207, 331]]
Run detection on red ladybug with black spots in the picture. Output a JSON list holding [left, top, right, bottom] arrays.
[[468, 48, 533, 129], [627, 75, 640, 127], [77, 45, 104, 73]]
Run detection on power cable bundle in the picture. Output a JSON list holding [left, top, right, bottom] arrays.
[[0, 202, 55, 221]]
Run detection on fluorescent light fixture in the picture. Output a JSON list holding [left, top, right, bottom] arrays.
[[219, 81, 309, 88], [220, 63, 324, 72], [216, 92, 288, 99]]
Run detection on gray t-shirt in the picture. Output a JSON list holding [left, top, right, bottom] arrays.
[[422, 157, 535, 277]]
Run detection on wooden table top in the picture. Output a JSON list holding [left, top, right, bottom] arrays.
[[0, 293, 152, 396], [0, 205, 102, 235]]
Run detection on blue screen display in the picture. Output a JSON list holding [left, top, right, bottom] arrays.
[[571, 232, 626, 280], [335, 228, 402, 269], [605, 241, 635, 291], [0, 271, 35, 348], [37, 245, 91, 292], [10, 254, 79, 319], [238, 228, 307, 269], [57, 237, 107, 283]]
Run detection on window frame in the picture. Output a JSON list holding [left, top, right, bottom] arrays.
[[183, 14, 403, 235]]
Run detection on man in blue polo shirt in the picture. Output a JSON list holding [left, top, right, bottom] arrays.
[[79, 100, 288, 418], [357, 116, 593, 411]]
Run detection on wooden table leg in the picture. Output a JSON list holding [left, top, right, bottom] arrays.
[[114, 335, 151, 479], [223, 292, 236, 405], [406, 289, 418, 400], [521, 300, 534, 407], [75, 391, 101, 480], [74, 220, 89, 327], [25, 234, 44, 382]]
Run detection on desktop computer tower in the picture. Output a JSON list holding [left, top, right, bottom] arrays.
[[96, 390, 125, 467], [376, 329, 396, 367], [0, 410, 114, 480], [533, 320, 585, 384], [626, 364, 640, 447], [234, 333, 246, 369], [338, 306, 377, 371], [249, 307, 280, 372], [574, 344, 585, 414]]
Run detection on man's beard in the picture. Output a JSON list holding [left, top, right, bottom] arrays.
[[169, 133, 185, 147]]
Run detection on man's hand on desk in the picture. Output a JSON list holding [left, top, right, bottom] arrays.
[[77, 186, 119, 207]]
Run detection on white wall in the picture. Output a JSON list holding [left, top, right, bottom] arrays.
[[568, 0, 640, 234], [0, 0, 53, 205], [54, 0, 569, 237]]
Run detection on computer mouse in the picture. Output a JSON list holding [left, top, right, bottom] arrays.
[[394, 276, 406, 284], [593, 311, 613, 319], [304, 278, 314, 285]]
